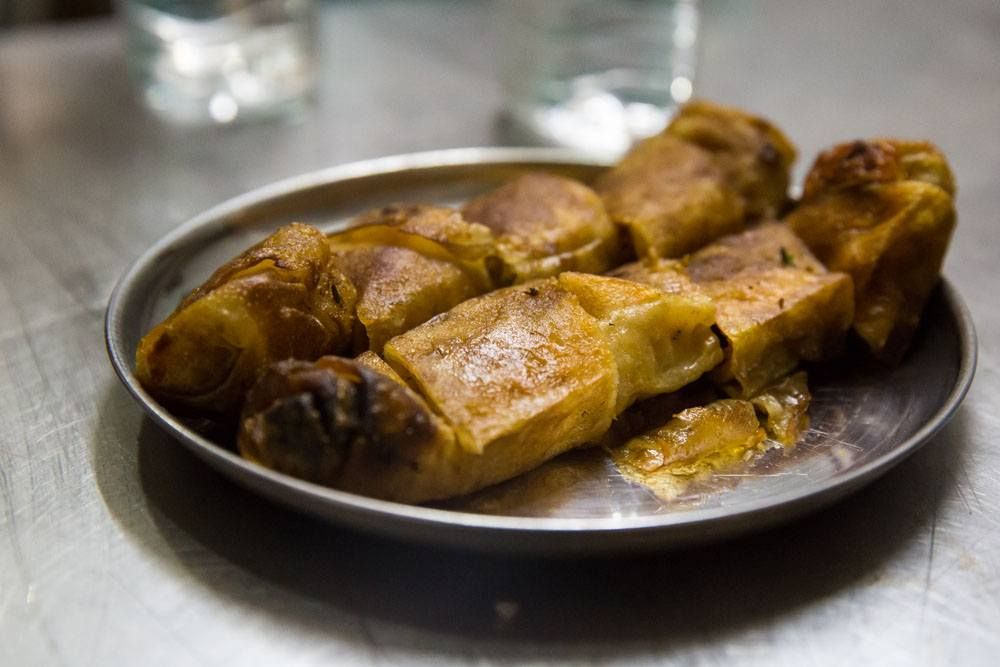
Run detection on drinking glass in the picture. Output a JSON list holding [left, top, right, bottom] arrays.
[[123, 0, 318, 125], [499, 0, 700, 157]]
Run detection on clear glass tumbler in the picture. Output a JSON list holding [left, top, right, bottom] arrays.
[[123, 0, 318, 125], [499, 0, 700, 158]]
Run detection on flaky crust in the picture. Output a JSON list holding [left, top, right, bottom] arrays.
[[789, 140, 957, 360], [135, 223, 357, 416], [462, 172, 622, 282]]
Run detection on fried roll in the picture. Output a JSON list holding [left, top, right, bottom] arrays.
[[615, 223, 853, 397], [595, 100, 796, 259], [786, 139, 957, 361], [135, 224, 357, 416], [239, 272, 723, 502], [461, 172, 622, 283]]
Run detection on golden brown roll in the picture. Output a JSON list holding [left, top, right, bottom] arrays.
[[683, 220, 826, 282], [615, 224, 854, 397], [595, 132, 746, 259], [240, 272, 723, 502], [595, 100, 796, 259], [461, 172, 622, 283], [801, 139, 955, 200], [787, 139, 957, 361], [327, 204, 495, 353], [135, 223, 357, 416], [666, 99, 797, 220]]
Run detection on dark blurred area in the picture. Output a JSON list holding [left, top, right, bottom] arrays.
[[1, 0, 112, 26]]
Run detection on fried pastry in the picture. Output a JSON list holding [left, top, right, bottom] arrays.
[[612, 399, 766, 488], [750, 371, 811, 446], [239, 356, 464, 501], [615, 226, 854, 397], [610, 373, 811, 497], [240, 272, 723, 502], [595, 132, 745, 259], [666, 99, 797, 219], [135, 223, 357, 416], [135, 104, 960, 505], [327, 204, 495, 353], [461, 172, 622, 283], [801, 139, 955, 200], [683, 220, 825, 282], [595, 100, 795, 258], [787, 139, 956, 361], [602, 371, 812, 500]]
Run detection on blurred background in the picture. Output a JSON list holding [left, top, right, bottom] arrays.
[[1, 0, 112, 24], [2, 0, 702, 154]]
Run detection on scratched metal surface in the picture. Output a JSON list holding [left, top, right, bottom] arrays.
[[104, 150, 974, 554], [2, 1, 999, 665]]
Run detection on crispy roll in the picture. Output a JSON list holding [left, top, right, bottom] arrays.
[[801, 139, 955, 200], [699, 268, 853, 396], [461, 172, 622, 283], [384, 273, 722, 456], [787, 139, 957, 361], [239, 356, 466, 502], [683, 220, 826, 282], [616, 224, 853, 397], [595, 100, 795, 259], [666, 100, 797, 220], [240, 273, 722, 502], [327, 204, 496, 353], [135, 224, 357, 416], [595, 133, 745, 259]]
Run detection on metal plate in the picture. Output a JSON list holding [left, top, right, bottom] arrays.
[[105, 147, 977, 555]]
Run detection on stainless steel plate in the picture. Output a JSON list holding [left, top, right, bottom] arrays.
[[105, 148, 977, 555]]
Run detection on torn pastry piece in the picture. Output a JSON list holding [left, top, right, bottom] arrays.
[[615, 232, 853, 397], [240, 272, 722, 502], [593, 379, 722, 451], [135, 223, 357, 416], [612, 399, 767, 489], [750, 371, 811, 446], [461, 172, 623, 283], [610, 373, 811, 498], [787, 139, 957, 361], [327, 204, 496, 353], [594, 100, 795, 259]]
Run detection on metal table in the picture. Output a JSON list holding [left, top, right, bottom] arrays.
[[1, 1, 998, 664]]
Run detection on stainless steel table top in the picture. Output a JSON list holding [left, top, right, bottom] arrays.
[[2, 1, 998, 664]]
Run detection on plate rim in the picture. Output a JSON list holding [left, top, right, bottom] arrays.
[[105, 147, 978, 549]]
